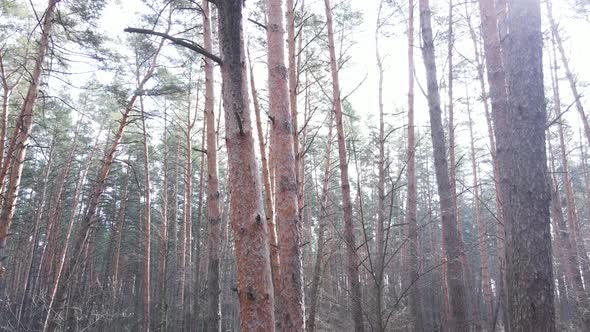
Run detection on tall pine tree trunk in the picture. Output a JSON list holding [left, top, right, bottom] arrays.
[[0, 0, 58, 274], [203, 1, 222, 330], [249, 51, 281, 295], [324, 0, 364, 330], [406, 0, 422, 330], [218, 1, 276, 329], [267, 0, 305, 329], [499, 1, 556, 330], [418, 0, 468, 330]]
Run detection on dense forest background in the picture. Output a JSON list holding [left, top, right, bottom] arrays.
[[0, 0, 589, 331]]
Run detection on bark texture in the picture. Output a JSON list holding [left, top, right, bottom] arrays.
[[267, 0, 306, 330], [418, 0, 468, 330], [203, 1, 222, 331], [0, 0, 58, 274], [499, 0, 556, 330], [218, 1, 276, 329]]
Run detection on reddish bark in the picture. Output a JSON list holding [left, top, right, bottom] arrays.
[[0, 0, 58, 274], [248, 51, 280, 296], [218, 1, 276, 329], [267, 0, 305, 329]]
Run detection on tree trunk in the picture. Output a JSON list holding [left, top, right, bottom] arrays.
[[0, 0, 57, 274], [499, 1, 556, 330], [418, 0, 468, 330], [286, 0, 301, 216], [548, 44, 590, 328], [43, 137, 100, 332], [45, 36, 165, 331], [467, 97, 493, 330], [140, 95, 152, 332], [267, 0, 305, 329], [548, 140, 586, 327], [323, 0, 364, 330], [16, 136, 57, 325], [203, 1, 222, 330], [112, 159, 130, 297], [406, 0, 422, 330], [159, 108, 169, 331], [546, 0, 590, 147], [249, 51, 280, 295], [374, 3, 386, 331], [476, 0, 510, 328], [218, 1, 276, 329], [307, 110, 334, 332]]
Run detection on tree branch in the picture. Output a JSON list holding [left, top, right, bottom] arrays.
[[124, 27, 222, 65]]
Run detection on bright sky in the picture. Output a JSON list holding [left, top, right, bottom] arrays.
[[26, 0, 590, 160]]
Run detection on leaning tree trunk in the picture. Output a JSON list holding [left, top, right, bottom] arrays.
[[249, 51, 281, 295], [0, 0, 58, 274], [546, 0, 590, 147], [218, 1, 276, 330], [324, 0, 364, 330], [43, 136, 100, 332], [418, 0, 468, 330], [45, 37, 165, 332], [498, 0, 556, 330]]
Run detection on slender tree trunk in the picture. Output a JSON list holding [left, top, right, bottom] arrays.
[[249, 51, 280, 295], [267, 0, 305, 329], [546, 0, 590, 147], [548, 140, 586, 327], [324, 0, 364, 330], [0, 51, 22, 177], [467, 97, 493, 330], [499, 1, 556, 330], [112, 159, 130, 297], [16, 136, 57, 325], [418, 0, 468, 330], [476, 0, 510, 329], [0, 0, 57, 273], [406, 1, 422, 330], [218, 1, 276, 329], [549, 49, 590, 328], [549, 33, 590, 294], [45, 37, 165, 331], [193, 114, 206, 331], [374, 4, 386, 331], [203, 1, 222, 330], [43, 137, 100, 332], [179, 78, 194, 330], [159, 108, 169, 331], [307, 110, 333, 332], [140, 95, 152, 332], [286, 0, 301, 211]]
